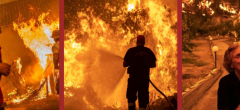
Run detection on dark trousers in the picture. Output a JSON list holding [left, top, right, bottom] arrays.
[[53, 54, 59, 69], [127, 75, 149, 108]]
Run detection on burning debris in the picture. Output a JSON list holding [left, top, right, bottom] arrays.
[[9, 58, 26, 96], [0, 12, 59, 109], [64, 0, 177, 109], [183, 0, 240, 16]]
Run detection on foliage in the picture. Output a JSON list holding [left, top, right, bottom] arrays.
[[234, 20, 240, 38], [182, 14, 196, 52], [182, 58, 208, 67], [182, 0, 240, 51]]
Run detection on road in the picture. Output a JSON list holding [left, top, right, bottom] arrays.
[[191, 39, 230, 110]]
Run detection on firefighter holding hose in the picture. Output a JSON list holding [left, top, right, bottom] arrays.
[[51, 30, 59, 95], [123, 35, 156, 110]]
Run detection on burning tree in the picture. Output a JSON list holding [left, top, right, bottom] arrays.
[[64, 0, 177, 109], [182, 0, 240, 51]]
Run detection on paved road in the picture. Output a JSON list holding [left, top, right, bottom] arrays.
[[191, 39, 229, 110]]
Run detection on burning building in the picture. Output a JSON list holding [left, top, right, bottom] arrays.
[[0, 0, 59, 109], [64, 0, 177, 109]]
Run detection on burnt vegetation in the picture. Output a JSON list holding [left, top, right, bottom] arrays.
[[183, 0, 240, 52], [64, 0, 176, 42]]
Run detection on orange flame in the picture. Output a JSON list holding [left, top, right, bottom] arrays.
[[13, 12, 59, 69], [127, 0, 141, 11], [219, 3, 237, 14], [10, 12, 59, 103], [16, 58, 22, 74], [65, 0, 177, 108]]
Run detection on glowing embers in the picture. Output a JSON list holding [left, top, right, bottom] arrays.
[[128, 4, 135, 11], [9, 87, 33, 104], [197, 0, 214, 16], [219, 3, 238, 14], [16, 58, 22, 75], [127, 0, 141, 11], [198, 0, 212, 8], [183, 0, 194, 4]]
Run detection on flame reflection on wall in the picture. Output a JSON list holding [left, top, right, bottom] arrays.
[[9, 12, 59, 103]]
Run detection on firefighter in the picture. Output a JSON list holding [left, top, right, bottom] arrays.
[[123, 35, 156, 110], [51, 30, 59, 95]]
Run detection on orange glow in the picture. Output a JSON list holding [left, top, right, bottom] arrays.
[[13, 12, 59, 69], [16, 58, 22, 74], [65, 0, 177, 109], [127, 0, 141, 11], [9, 12, 59, 104], [197, 0, 214, 15], [219, 3, 237, 14]]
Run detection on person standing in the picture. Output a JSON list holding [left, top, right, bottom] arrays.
[[51, 30, 59, 95], [123, 35, 156, 110]]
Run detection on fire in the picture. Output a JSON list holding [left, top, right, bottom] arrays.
[[16, 58, 22, 74], [65, 0, 177, 109], [127, 0, 141, 11], [83, 96, 95, 109], [183, 0, 215, 15], [8, 87, 33, 104], [13, 12, 59, 69], [9, 12, 59, 104], [128, 4, 135, 11], [197, 0, 214, 15], [182, 0, 194, 6], [219, 3, 238, 14]]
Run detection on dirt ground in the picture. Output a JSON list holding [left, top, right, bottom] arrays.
[[182, 38, 215, 92]]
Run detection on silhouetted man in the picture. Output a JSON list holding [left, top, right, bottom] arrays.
[[51, 30, 59, 94], [123, 35, 156, 110]]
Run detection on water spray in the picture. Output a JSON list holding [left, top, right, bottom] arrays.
[[105, 50, 176, 109]]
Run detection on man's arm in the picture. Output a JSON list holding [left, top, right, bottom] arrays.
[[150, 61, 156, 68], [0, 63, 10, 76], [123, 60, 129, 67]]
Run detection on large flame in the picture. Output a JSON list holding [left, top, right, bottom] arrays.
[[64, 0, 177, 109], [13, 12, 59, 69], [9, 12, 59, 104]]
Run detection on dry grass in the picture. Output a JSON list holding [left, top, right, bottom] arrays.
[[182, 39, 214, 92]]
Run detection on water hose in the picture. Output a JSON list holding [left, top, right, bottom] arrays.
[[102, 51, 176, 109], [149, 79, 176, 110]]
